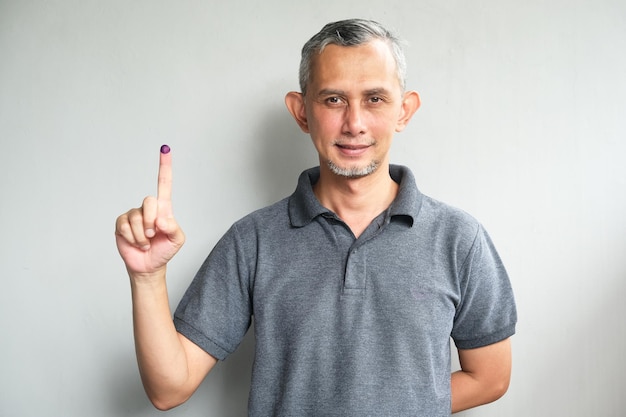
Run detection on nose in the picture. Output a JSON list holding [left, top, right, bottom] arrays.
[[343, 104, 367, 137]]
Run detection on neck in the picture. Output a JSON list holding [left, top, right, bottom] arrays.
[[314, 163, 398, 238]]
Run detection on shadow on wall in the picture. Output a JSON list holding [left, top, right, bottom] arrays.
[[251, 101, 319, 205], [107, 350, 156, 416]]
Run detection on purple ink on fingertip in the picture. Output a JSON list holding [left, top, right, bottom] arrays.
[[160, 144, 171, 154]]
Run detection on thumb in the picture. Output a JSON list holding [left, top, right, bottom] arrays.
[[155, 216, 185, 246]]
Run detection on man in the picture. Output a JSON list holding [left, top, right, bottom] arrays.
[[115, 19, 516, 416]]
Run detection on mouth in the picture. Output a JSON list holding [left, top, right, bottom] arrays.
[[334, 141, 373, 157]]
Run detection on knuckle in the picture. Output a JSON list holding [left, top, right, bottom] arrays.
[[128, 208, 144, 224], [115, 220, 136, 244], [115, 214, 126, 229], [143, 196, 156, 207]]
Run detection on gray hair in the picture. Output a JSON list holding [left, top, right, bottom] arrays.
[[299, 19, 407, 95]]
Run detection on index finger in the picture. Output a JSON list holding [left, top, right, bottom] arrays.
[[157, 144, 172, 201]]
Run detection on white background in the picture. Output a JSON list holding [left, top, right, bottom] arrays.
[[1, 1, 625, 416]]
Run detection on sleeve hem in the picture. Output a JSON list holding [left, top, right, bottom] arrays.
[[453, 324, 516, 350], [174, 317, 231, 361]]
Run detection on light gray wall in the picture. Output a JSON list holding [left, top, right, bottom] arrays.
[[1, 1, 625, 416]]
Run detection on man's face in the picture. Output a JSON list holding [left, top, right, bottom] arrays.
[[301, 40, 410, 179]]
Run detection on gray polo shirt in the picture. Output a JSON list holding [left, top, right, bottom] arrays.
[[174, 165, 517, 416]]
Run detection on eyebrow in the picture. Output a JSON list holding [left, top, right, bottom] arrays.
[[317, 89, 346, 97], [363, 88, 392, 97], [316, 88, 392, 97]]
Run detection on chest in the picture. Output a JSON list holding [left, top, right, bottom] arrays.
[[250, 219, 464, 345]]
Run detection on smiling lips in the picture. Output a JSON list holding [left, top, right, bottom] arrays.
[[335, 142, 374, 157]]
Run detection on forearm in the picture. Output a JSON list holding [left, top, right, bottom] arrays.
[[130, 270, 192, 409], [450, 339, 512, 413], [450, 369, 507, 413]]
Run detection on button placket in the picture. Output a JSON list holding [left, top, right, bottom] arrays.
[[344, 243, 366, 290]]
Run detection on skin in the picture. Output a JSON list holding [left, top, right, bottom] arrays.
[[115, 150, 216, 410], [286, 41, 420, 237], [115, 38, 512, 413], [452, 338, 512, 412]]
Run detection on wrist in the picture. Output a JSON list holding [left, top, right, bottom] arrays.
[[128, 267, 167, 288]]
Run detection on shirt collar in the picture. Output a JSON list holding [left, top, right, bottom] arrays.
[[288, 165, 423, 228]]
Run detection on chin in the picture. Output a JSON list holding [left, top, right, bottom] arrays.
[[327, 160, 379, 178]]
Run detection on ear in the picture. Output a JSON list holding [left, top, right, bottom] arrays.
[[395, 90, 421, 132], [285, 92, 310, 133]]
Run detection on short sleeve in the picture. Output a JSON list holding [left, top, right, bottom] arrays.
[[451, 224, 517, 349], [174, 223, 253, 360]]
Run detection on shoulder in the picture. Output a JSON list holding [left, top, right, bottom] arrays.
[[224, 197, 291, 244], [207, 197, 291, 262], [418, 194, 481, 240]]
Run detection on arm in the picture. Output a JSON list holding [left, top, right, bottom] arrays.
[[115, 146, 217, 410], [130, 270, 217, 410], [451, 338, 512, 414]]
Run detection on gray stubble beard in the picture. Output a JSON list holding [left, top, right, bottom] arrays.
[[326, 160, 380, 179]]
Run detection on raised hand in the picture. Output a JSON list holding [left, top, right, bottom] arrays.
[[115, 145, 185, 276]]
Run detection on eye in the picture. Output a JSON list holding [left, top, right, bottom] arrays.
[[369, 96, 383, 103], [326, 96, 342, 105]]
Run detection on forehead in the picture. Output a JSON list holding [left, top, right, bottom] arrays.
[[309, 40, 401, 93]]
